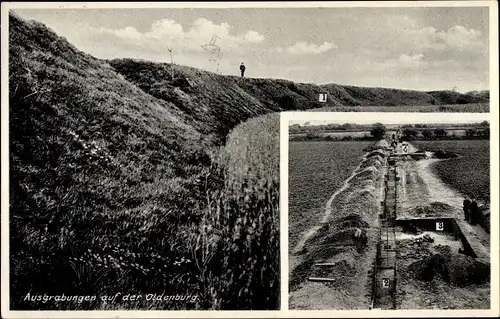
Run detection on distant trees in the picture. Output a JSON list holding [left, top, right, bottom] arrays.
[[478, 129, 490, 138], [289, 133, 373, 142], [421, 130, 434, 139], [434, 128, 447, 138], [466, 128, 489, 138], [290, 123, 488, 141], [370, 123, 387, 140], [466, 128, 477, 137], [403, 128, 419, 140], [415, 124, 428, 128]]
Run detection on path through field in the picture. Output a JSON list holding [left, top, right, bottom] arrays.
[[293, 160, 365, 255], [408, 143, 490, 251]]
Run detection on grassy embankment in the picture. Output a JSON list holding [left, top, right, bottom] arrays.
[[9, 12, 278, 310]]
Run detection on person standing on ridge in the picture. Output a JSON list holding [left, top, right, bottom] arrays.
[[463, 197, 471, 221], [470, 199, 479, 225], [240, 62, 246, 77]]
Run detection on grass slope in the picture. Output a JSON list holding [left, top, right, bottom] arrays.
[[9, 12, 278, 310], [108, 61, 489, 144], [9, 11, 214, 310]]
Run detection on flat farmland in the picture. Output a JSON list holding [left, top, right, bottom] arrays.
[[290, 131, 371, 138], [288, 141, 370, 250], [412, 140, 490, 202], [311, 103, 489, 113]]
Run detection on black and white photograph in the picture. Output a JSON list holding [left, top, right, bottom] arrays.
[[4, 4, 284, 312], [286, 113, 492, 310], [1, 1, 498, 318]]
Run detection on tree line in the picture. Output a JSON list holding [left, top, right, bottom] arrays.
[[290, 121, 490, 142]]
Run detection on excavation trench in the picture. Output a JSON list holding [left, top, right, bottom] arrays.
[[289, 141, 489, 310], [372, 143, 490, 310]]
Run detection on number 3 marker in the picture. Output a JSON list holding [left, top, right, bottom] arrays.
[[436, 221, 444, 231]]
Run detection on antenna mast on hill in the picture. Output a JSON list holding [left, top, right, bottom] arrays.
[[168, 48, 174, 82], [201, 34, 222, 74]]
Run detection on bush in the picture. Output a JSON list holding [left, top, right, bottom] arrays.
[[370, 123, 387, 140]]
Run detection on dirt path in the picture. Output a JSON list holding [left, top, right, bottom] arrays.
[[415, 158, 463, 210], [292, 158, 366, 255], [408, 143, 490, 248], [394, 143, 491, 309]]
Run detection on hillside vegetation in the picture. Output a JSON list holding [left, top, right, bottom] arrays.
[[109, 60, 489, 144], [9, 12, 279, 310], [7, 11, 488, 310]]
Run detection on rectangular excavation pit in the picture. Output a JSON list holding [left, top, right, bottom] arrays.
[[394, 215, 490, 309], [395, 217, 476, 258]]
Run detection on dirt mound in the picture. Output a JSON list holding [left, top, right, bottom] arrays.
[[360, 156, 384, 170], [332, 214, 370, 229], [375, 139, 390, 148], [320, 229, 368, 247], [304, 215, 370, 249], [350, 166, 378, 184], [309, 259, 356, 288], [408, 251, 489, 287], [409, 201, 454, 217], [363, 141, 389, 152], [366, 149, 386, 158]]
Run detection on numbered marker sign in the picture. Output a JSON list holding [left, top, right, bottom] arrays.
[[382, 278, 390, 288], [402, 144, 409, 153], [319, 93, 328, 102], [436, 221, 444, 231]]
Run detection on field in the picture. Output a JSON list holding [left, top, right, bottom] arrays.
[[290, 129, 470, 140], [194, 113, 280, 309], [412, 140, 490, 202], [288, 141, 370, 250], [311, 103, 489, 113], [290, 131, 371, 138]]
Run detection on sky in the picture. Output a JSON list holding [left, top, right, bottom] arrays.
[[13, 6, 490, 92]]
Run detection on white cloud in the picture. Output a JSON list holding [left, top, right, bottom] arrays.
[[93, 17, 265, 53], [146, 19, 184, 40], [100, 26, 142, 40], [399, 53, 424, 65], [436, 25, 483, 50], [279, 41, 337, 55], [395, 16, 483, 51], [244, 30, 265, 43]]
